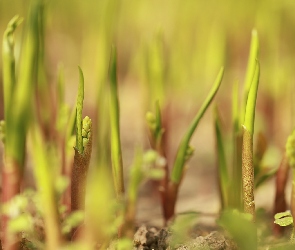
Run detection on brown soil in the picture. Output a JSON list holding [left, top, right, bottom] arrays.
[[133, 225, 237, 250]]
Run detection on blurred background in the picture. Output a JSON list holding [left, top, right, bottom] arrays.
[[1, 0, 295, 225]]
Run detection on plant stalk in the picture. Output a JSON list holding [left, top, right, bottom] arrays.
[[31, 127, 63, 249], [71, 130, 93, 211], [241, 126, 255, 219], [242, 59, 260, 221], [109, 46, 125, 197]]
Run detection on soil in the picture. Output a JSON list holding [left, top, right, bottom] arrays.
[[133, 225, 237, 250]]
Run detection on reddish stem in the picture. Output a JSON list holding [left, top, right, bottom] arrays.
[[273, 155, 289, 236], [1, 157, 21, 250]]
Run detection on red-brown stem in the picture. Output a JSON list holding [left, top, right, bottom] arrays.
[[163, 181, 179, 223], [273, 155, 289, 236], [60, 136, 72, 214], [159, 161, 170, 224], [121, 199, 136, 238], [234, 133, 243, 209], [1, 157, 21, 250], [71, 152, 89, 211], [71, 135, 92, 212], [158, 104, 173, 224]]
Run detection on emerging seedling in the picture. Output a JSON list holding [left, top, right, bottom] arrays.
[[109, 46, 125, 198], [1, 4, 39, 247], [147, 67, 224, 222], [214, 107, 230, 209], [242, 59, 260, 220], [241, 30, 259, 221], [30, 127, 63, 249], [123, 149, 165, 237], [71, 67, 93, 212]]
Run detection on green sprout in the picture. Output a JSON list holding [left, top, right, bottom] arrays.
[[231, 79, 243, 210], [234, 30, 259, 212], [214, 107, 229, 209], [214, 30, 265, 215], [71, 67, 93, 212], [146, 101, 165, 153], [124, 148, 164, 237], [0, 120, 5, 144], [30, 126, 63, 249], [274, 211, 293, 227], [146, 30, 165, 108], [146, 67, 224, 222], [2, 15, 23, 119], [109, 46, 125, 198], [242, 59, 260, 220], [240, 29, 259, 126], [1, 2, 39, 248], [76, 66, 85, 154], [171, 67, 224, 183]]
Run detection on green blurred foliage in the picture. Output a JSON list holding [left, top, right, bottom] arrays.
[[1, 0, 293, 153], [218, 209, 257, 250], [1, 0, 295, 94]]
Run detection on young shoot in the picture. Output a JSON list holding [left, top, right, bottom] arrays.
[[171, 67, 224, 184], [242, 60, 260, 221], [71, 67, 93, 212], [109, 46, 125, 197]]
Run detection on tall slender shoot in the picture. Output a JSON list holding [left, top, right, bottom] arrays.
[[242, 60, 260, 220], [71, 67, 93, 212], [109, 46, 125, 197]]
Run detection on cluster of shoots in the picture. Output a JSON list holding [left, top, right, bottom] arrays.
[[1, 1, 295, 250]]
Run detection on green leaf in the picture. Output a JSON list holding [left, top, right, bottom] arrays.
[[0, 120, 5, 144], [62, 211, 84, 234], [76, 66, 85, 153], [128, 148, 144, 203], [274, 217, 293, 227], [2, 15, 23, 118], [143, 150, 158, 163], [218, 210, 257, 250], [109, 46, 124, 196], [8, 1, 40, 165], [146, 101, 164, 150], [8, 214, 33, 233], [240, 29, 259, 125], [243, 60, 260, 135], [171, 67, 224, 184], [255, 167, 277, 189], [147, 168, 165, 180], [274, 210, 292, 220], [214, 106, 229, 208], [169, 213, 198, 248]]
